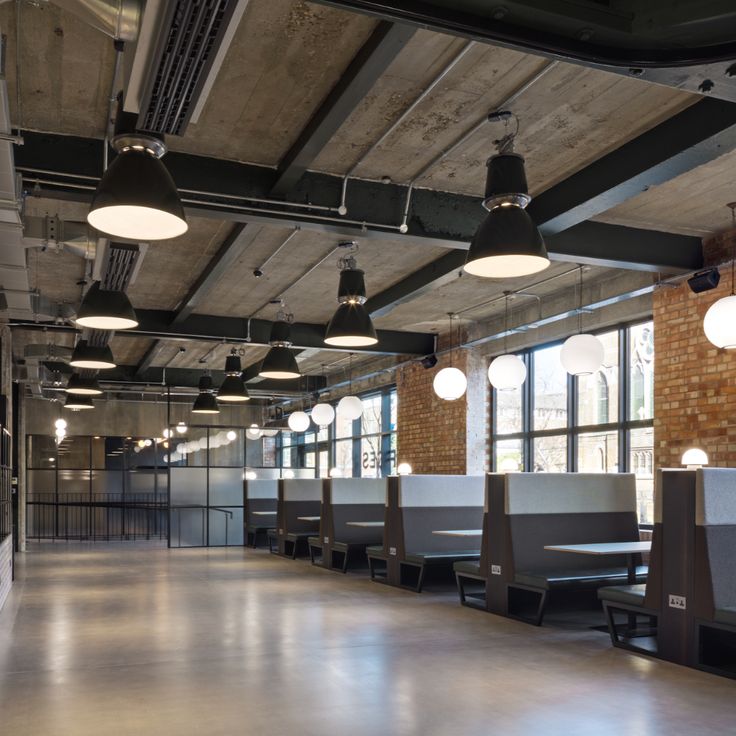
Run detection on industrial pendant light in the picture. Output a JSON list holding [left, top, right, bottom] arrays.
[[70, 340, 116, 370], [65, 373, 103, 395], [704, 203, 736, 349], [218, 349, 250, 402], [64, 394, 95, 410], [87, 133, 187, 241], [464, 113, 549, 279], [337, 353, 363, 421], [433, 313, 467, 401], [325, 248, 378, 347], [192, 374, 219, 414], [75, 282, 138, 330], [560, 267, 604, 376], [488, 294, 527, 390], [259, 311, 301, 379]]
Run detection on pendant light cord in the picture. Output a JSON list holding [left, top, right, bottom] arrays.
[[448, 313, 454, 367], [730, 203, 736, 296], [503, 295, 510, 354], [578, 265, 584, 334]]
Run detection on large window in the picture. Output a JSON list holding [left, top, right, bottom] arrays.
[[491, 321, 655, 525], [278, 387, 397, 478]]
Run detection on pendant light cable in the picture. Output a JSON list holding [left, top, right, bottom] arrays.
[[578, 265, 584, 334], [730, 203, 736, 296]]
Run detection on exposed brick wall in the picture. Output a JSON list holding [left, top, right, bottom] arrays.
[[653, 230, 736, 468], [397, 332, 469, 474]]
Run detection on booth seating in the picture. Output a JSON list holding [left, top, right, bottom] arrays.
[[598, 470, 665, 654], [693, 468, 736, 678], [274, 479, 323, 559], [244, 479, 278, 548], [485, 473, 646, 625], [308, 478, 386, 572], [366, 475, 484, 592]]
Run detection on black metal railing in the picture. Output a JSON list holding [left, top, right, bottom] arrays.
[[26, 492, 168, 541]]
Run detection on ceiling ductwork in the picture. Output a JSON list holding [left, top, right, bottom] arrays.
[[21, 216, 97, 260]]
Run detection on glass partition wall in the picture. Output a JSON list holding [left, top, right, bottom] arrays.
[[491, 321, 655, 525]]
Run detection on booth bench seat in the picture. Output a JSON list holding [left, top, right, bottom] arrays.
[[308, 538, 380, 572], [453, 560, 486, 608], [598, 583, 647, 607], [714, 608, 736, 628], [515, 565, 648, 590], [282, 531, 313, 559], [401, 550, 481, 593]]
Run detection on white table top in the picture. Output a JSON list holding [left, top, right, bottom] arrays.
[[345, 521, 384, 528], [297, 516, 320, 522], [432, 529, 483, 537], [252, 511, 276, 516], [544, 541, 651, 555]]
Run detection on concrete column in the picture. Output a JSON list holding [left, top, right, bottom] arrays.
[[465, 347, 489, 475], [17, 393, 25, 552]]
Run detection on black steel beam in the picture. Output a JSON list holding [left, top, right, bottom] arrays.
[[270, 21, 415, 195], [133, 223, 253, 377], [309, 1, 736, 103], [365, 222, 702, 317], [11, 310, 436, 356]]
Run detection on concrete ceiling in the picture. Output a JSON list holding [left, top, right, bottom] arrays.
[[2, 0, 723, 388]]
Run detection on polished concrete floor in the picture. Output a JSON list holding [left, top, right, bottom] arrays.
[[1, 544, 735, 736]]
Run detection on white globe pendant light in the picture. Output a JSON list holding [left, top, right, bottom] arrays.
[[433, 367, 467, 401], [311, 402, 335, 427], [488, 354, 527, 391], [432, 313, 467, 401], [704, 204, 736, 349], [704, 294, 736, 349], [246, 424, 262, 440], [560, 267, 604, 376], [337, 395, 363, 421], [288, 411, 310, 433], [561, 333, 604, 376], [488, 295, 527, 391]]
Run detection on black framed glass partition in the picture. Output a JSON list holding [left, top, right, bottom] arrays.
[[491, 320, 655, 524]]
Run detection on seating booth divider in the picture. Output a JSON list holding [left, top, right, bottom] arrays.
[[275, 478, 324, 558], [244, 479, 278, 548], [693, 468, 736, 678], [308, 478, 386, 572], [366, 475, 484, 592], [482, 472, 644, 625]]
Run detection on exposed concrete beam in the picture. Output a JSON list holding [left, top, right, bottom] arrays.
[[133, 223, 253, 377], [11, 310, 436, 356], [270, 21, 415, 195], [365, 222, 702, 317]]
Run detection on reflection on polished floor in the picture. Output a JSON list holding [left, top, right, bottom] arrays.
[[1, 544, 735, 736]]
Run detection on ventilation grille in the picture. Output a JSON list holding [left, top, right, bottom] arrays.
[[138, 0, 238, 136]]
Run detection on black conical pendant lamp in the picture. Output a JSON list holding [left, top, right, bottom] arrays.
[[218, 350, 250, 402], [65, 373, 103, 396], [324, 251, 378, 347], [88, 134, 187, 241], [70, 340, 116, 370], [76, 282, 138, 330], [464, 116, 549, 279], [64, 394, 95, 410], [192, 374, 219, 414], [259, 314, 301, 380]]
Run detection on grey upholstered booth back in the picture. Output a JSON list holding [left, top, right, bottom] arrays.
[[245, 480, 278, 527], [330, 479, 386, 544], [399, 476, 484, 554], [696, 468, 736, 610], [281, 479, 322, 533], [505, 473, 639, 573]]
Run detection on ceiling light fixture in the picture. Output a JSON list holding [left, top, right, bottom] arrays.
[[259, 310, 301, 379], [75, 282, 138, 330], [560, 267, 604, 376], [246, 424, 262, 441], [218, 349, 250, 402], [64, 395, 95, 410], [325, 245, 378, 347], [288, 411, 310, 433], [87, 133, 187, 241], [433, 312, 467, 401], [192, 373, 219, 414], [464, 112, 549, 279], [682, 448, 709, 469], [312, 402, 335, 427], [488, 294, 527, 391], [65, 373, 103, 395], [70, 340, 116, 370], [704, 203, 736, 349]]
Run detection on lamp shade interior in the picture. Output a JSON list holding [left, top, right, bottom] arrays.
[[259, 346, 301, 379], [75, 282, 138, 330], [218, 374, 250, 402], [70, 341, 116, 370], [324, 302, 378, 347]]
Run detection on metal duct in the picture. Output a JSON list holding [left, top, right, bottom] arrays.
[[21, 216, 97, 260]]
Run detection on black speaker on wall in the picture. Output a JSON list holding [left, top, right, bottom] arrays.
[[421, 354, 438, 369], [688, 268, 720, 293]]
